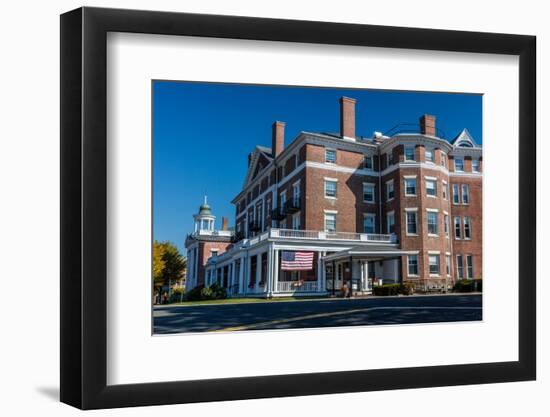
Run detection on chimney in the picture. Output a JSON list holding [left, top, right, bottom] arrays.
[[419, 114, 436, 136], [221, 216, 228, 231], [340, 97, 356, 139], [272, 121, 285, 157]]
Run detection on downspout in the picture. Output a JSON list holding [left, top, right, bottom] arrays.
[[378, 148, 383, 234]]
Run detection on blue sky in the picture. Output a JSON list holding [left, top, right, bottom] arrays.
[[153, 81, 482, 254]]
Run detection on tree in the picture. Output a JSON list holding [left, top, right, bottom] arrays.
[[152, 241, 187, 303]]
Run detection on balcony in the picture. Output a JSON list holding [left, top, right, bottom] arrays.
[[284, 198, 301, 214], [269, 228, 397, 243]]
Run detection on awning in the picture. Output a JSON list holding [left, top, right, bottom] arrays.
[[322, 245, 417, 263]]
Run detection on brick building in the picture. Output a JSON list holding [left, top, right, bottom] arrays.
[[187, 96, 482, 296]]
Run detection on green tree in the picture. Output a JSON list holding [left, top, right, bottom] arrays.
[[153, 241, 187, 303]]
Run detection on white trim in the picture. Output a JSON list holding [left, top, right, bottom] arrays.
[[424, 175, 437, 181], [323, 209, 338, 214], [428, 250, 441, 255], [426, 208, 439, 212], [404, 207, 418, 212], [403, 174, 417, 179], [323, 176, 338, 182]]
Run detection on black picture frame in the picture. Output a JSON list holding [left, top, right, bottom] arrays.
[[60, 6, 536, 410]]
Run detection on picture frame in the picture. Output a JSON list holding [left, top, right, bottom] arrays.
[[60, 6, 536, 410]]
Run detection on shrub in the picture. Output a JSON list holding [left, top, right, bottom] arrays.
[[400, 282, 415, 295], [185, 285, 205, 301], [169, 288, 185, 303], [454, 279, 474, 293], [373, 283, 401, 296]]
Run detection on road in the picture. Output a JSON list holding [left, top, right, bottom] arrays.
[[153, 294, 482, 334]]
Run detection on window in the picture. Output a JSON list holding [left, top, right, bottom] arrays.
[[472, 159, 480, 172], [426, 179, 437, 197], [324, 213, 336, 232], [387, 211, 395, 234], [363, 183, 375, 203], [461, 184, 470, 204], [464, 216, 471, 239], [325, 148, 336, 164], [425, 148, 434, 163], [211, 249, 219, 257], [446, 254, 451, 276], [292, 213, 300, 230], [364, 155, 373, 170], [407, 255, 419, 276], [280, 191, 287, 211], [387, 152, 394, 166], [454, 216, 462, 239], [404, 178, 417, 196], [406, 210, 418, 235], [466, 255, 474, 278], [441, 152, 447, 167], [363, 214, 375, 234], [452, 184, 460, 204], [442, 182, 448, 200], [444, 214, 449, 237], [386, 180, 394, 201], [457, 255, 464, 278], [292, 182, 300, 205], [455, 158, 464, 171], [427, 211, 438, 235], [429, 254, 440, 275], [404, 146, 415, 161], [294, 154, 299, 170], [324, 180, 337, 198]]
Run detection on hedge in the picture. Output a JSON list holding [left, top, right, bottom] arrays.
[[372, 284, 401, 296]]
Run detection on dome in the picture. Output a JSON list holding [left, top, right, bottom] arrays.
[[198, 202, 212, 216]]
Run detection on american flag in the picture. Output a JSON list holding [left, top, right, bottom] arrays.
[[281, 251, 314, 271]]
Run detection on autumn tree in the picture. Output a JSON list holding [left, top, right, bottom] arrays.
[[153, 241, 186, 303]]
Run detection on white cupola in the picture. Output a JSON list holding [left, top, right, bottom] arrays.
[[193, 196, 216, 234]]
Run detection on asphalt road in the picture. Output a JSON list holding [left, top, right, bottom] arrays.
[[153, 294, 482, 334]]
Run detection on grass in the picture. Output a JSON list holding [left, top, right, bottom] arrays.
[[159, 296, 330, 307]]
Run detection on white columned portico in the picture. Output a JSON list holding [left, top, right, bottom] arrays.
[[256, 253, 261, 292], [266, 244, 273, 297], [316, 251, 323, 292], [273, 249, 279, 294], [238, 257, 245, 294]]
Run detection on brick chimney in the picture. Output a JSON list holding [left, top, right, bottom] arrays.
[[272, 121, 285, 157], [221, 216, 228, 231], [419, 114, 436, 136], [339, 97, 356, 139]]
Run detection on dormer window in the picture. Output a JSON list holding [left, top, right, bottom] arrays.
[[363, 155, 373, 170], [472, 159, 480, 172], [455, 158, 464, 172]]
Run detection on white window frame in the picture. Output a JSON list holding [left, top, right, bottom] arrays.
[[446, 254, 451, 276], [280, 190, 287, 210], [386, 210, 395, 234], [324, 212, 337, 232], [292, 213, 301, 230], [404, 145, 415, 162], [292, 181, 301, 205], [457, 255, 464, 279], [425, 148, 434, 163], [442, 180, 448, 200], [463, 216, 471, 239], [472, 159, 480, 173], [407, 254, 419, 277], [324, 178, 337, 199], [461, 184, 470, 204], [386, 179, 394, 201], [404, 176, 417, 196], [362, 182, 375, 203], [425, 178, 437, 198], [428, 253, 440, 276], [325, 148, 337, 164], [454, 216, 462, 239], [427, 209, 439, 236], [444, 213, 450, 238], [405, 208, 418, 236], [363, 155, 373, 170], [387, 151, 394, 167], [454, 157, 464, 172], [363, 213, 376, 234], [440, 151, 447, 168], [466, 255, 474, 279], [452, 183, 460, 204]]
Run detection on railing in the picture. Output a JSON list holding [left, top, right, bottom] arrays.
[[284, 199, 301, 213], [270, 228, 396, 243], [277, 281, 318, 293]]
